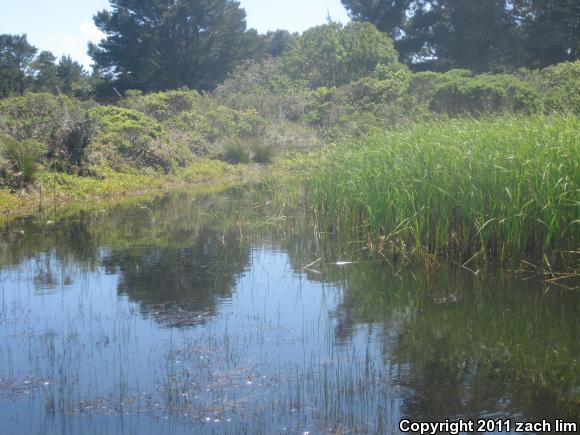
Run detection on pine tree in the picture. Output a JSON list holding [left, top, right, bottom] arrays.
[[89, 0, 260, 91], [30, 51, 60, 92], [341, 0, 579, 70], [0, 34, 37, 97]]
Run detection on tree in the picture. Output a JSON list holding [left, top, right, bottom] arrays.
[[342, 0, 520, 70], [340, 0, 414, 60], [89, 0, 259, 92], [515, 0, 580, 68], [30, 51, 60, 92], [261, 30, 296, 57], [280, 21, 399, 88], [341, 0, 579, 71], [57, 56, 86, 95], [410, 0, 519, 71], [0, 34, 37, 97]]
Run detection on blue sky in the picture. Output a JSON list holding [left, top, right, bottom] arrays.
[[0, 0, 350, 68]]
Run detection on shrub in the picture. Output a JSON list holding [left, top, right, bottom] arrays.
[[122, 89, 201, 121], [0, 134, 46, 184], [538, 61, 580, 114], [222, 140, 251, 164], [342, 67, 410, 107], [429, 72, 541, 115], [91, 105, 191, 171], [280, 21, 399, 88], [0, 93, 94, 169], [251, 142, 274, 163]]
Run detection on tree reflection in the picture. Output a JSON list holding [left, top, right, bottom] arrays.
[[322, 263, 580, 421], [104, 227, 250, 327]]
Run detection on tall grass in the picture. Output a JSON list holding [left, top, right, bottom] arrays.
[[0, 135, 46, 184], [305, 115, 580, 270]]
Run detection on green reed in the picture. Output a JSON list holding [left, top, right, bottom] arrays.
[[305, 115, 580, 270]]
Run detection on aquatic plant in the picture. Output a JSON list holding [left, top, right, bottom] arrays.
[[305, 115, 580, 272]]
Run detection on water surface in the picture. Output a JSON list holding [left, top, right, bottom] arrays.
[[0, 188, 578, 434]]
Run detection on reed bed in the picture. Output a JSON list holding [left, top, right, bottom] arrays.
[[305, 115, 580, 272]]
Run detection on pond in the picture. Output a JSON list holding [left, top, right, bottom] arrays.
[[0, 187, 578, 434]]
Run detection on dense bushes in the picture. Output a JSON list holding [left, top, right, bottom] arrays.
[[280, 22, 399, 88], [537, 61, 580, 114], [0, 48, 578, 188], [214, 54, 579, 139], [0, 93, 94, 170], [122, 89, 200, 121], [429, 72, 541, 115], [90, 106, 191, 172]]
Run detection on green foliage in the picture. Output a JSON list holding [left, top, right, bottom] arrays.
[[0, 134, 46, 184], [260, 30, 297, 57], [0, 34, 92, 98], [429, 72, 541, 115], [30, 51, 60, 93], [306, 115, 580, 267], [90, 106, 189, 171], [342, 64, 411, 108], [0, 53, 576, 190], [56, 56, 93, 98], [0, 34, 37, 97], [280, 21, 399, 88], [250, 142, 274, 164], [214, 58, 312, 122], [517, 0, 580, 68], [222, 140, 251, 164], [0, 93, 94, 168], [537, 61, 580, 114], [89, 0, 260, 91], [341, 0, 579, 70], [122, 89, 201, 121]]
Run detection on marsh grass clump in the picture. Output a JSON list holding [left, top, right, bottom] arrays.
[[250, 141, 274, 163], [222, 139, 251, 164], [306, 115, 580, 271], [0, 134, 46, 185]]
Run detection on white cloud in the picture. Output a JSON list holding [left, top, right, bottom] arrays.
[[80, 21, 105, 41], [44, 32, 92, 68]]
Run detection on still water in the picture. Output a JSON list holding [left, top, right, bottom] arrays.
[[0, 188, 578, 434]]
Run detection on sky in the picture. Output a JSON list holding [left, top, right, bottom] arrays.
[[0, 0, 350, 68]]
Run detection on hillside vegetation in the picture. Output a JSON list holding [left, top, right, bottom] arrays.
[[1, 53, 578, 189], [0, 21, 578, 273]]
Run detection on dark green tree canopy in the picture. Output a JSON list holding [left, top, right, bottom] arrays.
[[260, 30, 297, 57], [341, 0, 580, 71], [514, 0, 580, 68], [0, 34, 37, 97], [89, 0, 259, 91], [30, 51, 59, 92], [57, 56, 87, 95], [0, 35, 91, 98]]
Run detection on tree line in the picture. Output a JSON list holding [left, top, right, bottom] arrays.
[[0, 0, 578, 98], [341, 0, 579, 71], [0, 34, 94, 98]]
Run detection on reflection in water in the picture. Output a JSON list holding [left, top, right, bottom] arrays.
[[326, 263, 580, 421], [0, 186, 578, 434], [105, 229, 250, 327]]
